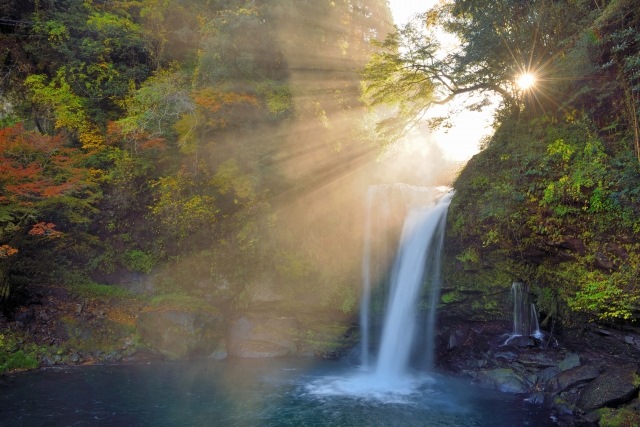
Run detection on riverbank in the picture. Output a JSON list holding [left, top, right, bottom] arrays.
[[436, 316, 640, 426]]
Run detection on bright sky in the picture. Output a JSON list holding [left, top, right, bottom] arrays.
[[387, 0, 494, 162]]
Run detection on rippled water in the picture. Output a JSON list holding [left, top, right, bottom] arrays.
[[0, 358, 554, 426]]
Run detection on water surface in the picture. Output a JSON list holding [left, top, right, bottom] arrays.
[[0, 358, 553, 426]]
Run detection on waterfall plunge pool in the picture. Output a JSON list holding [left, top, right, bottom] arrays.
[[0, 358, 554, 426]]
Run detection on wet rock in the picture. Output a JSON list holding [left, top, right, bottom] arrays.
[[208, 348, 228, 360], [136, 310, 226, 360], [548, 364, 600, 393], [526, 392, 545, 405], [624, 334, 640, 350], [494, 351, 517, 362], [559, 353, 581, 371], [472, 368, 530, 394], [227, 315, 298, 358], [517, 350, 560, 368], [122, 347, 137, 357], [504, 335, 535, 347], [69, 353, 80, 364], [577, 364, 639, 412]]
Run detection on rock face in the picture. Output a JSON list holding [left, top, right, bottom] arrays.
[[548, 364, 600, 393], [471, 368, 529, 393], [227, 315, 299, 358], [137, 310, 226, 360], [577, 364, 640, 412]]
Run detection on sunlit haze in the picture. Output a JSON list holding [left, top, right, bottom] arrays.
[[388, 0, 492, 162]]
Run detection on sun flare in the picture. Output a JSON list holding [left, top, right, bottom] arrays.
[[516, 73, 536, 90]]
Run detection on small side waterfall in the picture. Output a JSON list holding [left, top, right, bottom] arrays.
[[360, 185, 452, 381], [530, 304, 543, 339], [504, 282, 544, 344]]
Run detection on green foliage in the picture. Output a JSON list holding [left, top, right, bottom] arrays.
[[456, 247, 480, 268], [149, 173, 217, 242], [148, 293, 218, 314], [0, 0, 393, 320], [448, 117, 640, 323], [66, 275, 133, 301], [0, 332, 40, 374], [257, 82, 293, 119], [121, 250, 155, 274]]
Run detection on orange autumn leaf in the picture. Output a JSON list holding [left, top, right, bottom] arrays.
[[28, 222, 64, 238], [0, 245, 18, 257]]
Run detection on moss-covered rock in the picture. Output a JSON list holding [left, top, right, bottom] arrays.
[[137, 309, 226, 360], [443, 118, 640, 326]]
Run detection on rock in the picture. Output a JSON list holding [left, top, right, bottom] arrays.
[[525, 392, 545, 405], [548, 364, 600, 393], [472, 368, 530, 394], [517, 350, 561, 368], [504, 335, 535, 347], [227, 315, 298, 358], [136, 310, 225, 360], [494, 351, 517, 362], [69, 353, 80, 364], [577, 364, 639, 412], [594, 252, 614, 270], [558, 353, 581, 371], [247, 280, 285, 304], [208, 348, 228, 360]]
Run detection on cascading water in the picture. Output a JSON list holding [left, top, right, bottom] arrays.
[[374, 194, 451, 379], [360, 184, 445, 370], [306, 185, 453, 399], [511, 281, 527, 336], [503, 282, 544, 344], [301, 186, 553, 423], [360, 185, 452, 382], [530, 304, 543, 340]]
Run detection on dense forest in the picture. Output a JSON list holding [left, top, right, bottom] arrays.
[[0, 0, 396, 316], [1, 0, 639, 387]]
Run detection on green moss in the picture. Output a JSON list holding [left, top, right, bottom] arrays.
[[0, 332, 43, 374], [58, 315, 134, 354], [445, 117, 640, 323], [441, 291, 461, 304], [148, 293, 219, 314], [598, 405, 640, 427]]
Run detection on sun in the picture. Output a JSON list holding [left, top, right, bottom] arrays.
[[516, 73, 536, 90]]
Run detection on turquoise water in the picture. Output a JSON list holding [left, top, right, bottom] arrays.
[[0, 358, 554, 426]]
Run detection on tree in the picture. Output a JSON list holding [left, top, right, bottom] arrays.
[[361, 0, 600, 141], [0, 124, 97, 310]]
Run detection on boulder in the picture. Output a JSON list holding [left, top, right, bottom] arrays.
[[517, 350, 561, 368], [547, 364, 600, 393], [558, 353, 581, 371], [472, 368, 530, 394], [227, 315, 299, 358], [577, 364, 640, 412], [136, 310, 226, 360]]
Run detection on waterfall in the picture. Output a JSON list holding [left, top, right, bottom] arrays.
[[511, 282, 527, 336], [360, 185, 452, 380], [530, 304, 543, 339], [504, 282, 544, 344]]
